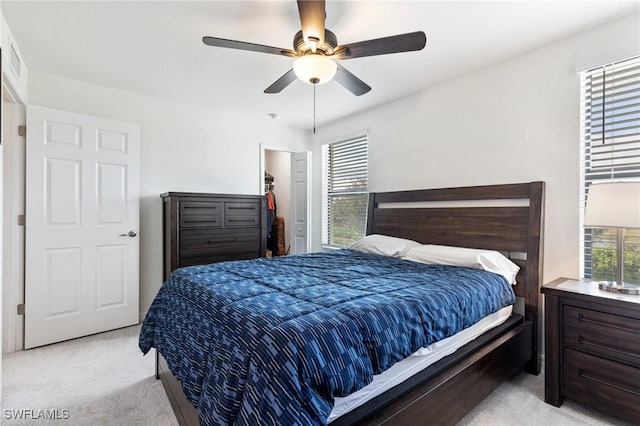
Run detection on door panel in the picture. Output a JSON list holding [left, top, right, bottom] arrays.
[[96, 244, 126, 308], [96, 128, 128, 153], [291, 151, 311, 255], [45, 247, 81, 317], [45, 120, 81, 147], [97, 162, 127, 224], [45, 158, 81, 225], [25, 105, 140, 348]]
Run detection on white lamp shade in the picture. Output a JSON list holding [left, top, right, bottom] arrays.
[[584, 181, 640, 228], [293, 54, 337, 85]]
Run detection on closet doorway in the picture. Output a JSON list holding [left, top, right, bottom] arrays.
[[260, 146, 311, 256]]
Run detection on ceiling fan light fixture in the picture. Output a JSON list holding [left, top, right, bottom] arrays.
[[293, 54, 337, 85]]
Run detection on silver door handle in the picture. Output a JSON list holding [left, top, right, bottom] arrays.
[[119, 231, 137, 237]]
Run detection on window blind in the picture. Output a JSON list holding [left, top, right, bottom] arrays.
[[322, 135, 368, 247], [581, 56, 640, 279]]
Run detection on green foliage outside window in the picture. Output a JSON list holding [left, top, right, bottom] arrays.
[[328, 194, 368, 247], [590, 228, 640, 284]]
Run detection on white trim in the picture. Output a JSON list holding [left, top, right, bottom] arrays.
[[321, 135, 368, 247], [574, 46, 640, 73], [1, 99, 26, 353], [259, 144, 293, 195], [7, 36, 22, 82], [2, 80, 19, 104], [260, 144, 312, 254], [1, 16, 29, 104]]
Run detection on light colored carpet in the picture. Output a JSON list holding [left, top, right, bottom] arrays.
[[2, 325, 177, 425], [459, 368, 633, 426], [1, 325, 634, 425]]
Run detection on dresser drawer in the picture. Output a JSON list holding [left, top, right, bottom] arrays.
[[563, 305, 640, 367], [179, 201, 222, 228], [563, 348, 640, 421], [179, 228, 259, 258], [225, 201, 260, 227], [178, 251, 259, 268]]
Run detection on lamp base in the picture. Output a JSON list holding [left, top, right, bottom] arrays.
[[598, 281, 640, 295]]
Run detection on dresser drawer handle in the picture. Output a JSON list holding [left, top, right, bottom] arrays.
[[208, 238, 237, 244], [228, 219, 256, 223], [577, 313, 640, 334], [578, 369, 640, 396], [184, 206, 217, 210], [577, 335, 640, 359], [184, 219, 219, 224], [228, 206, 256, 211]]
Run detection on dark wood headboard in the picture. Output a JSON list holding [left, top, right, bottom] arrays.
[[366, 181, 545, 372]]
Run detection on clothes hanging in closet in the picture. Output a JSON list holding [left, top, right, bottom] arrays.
[[266, 189, 276, 238]]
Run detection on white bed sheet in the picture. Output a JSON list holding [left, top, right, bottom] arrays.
[[329, 305, 513, 422]]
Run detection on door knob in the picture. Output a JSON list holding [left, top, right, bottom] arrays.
[[119, 231, 137, 237]]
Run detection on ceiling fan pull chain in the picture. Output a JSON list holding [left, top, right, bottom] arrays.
[[313, 84, 317, 134]]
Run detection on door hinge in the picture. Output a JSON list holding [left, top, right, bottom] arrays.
[[18, 125, 26, 138], [18, 214, 25, 226], [17, 304, 25, 315]]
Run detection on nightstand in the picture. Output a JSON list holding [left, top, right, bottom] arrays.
[[541, 278, 640, 422]]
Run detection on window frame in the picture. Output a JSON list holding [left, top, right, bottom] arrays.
[[321, 135, 369, 249], [580, 56, 640, 281]]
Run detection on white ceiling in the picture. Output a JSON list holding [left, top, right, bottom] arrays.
[[2, 1, 638, 130]]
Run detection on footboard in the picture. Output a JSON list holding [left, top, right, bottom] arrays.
[[333, 316, 532, 425], [157, 351, 199, 426], [157, 314, 532, 426]]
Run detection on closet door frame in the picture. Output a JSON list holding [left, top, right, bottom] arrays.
[[259, 144, 311, 254]]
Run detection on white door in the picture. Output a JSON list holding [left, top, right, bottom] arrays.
[[25, 105, 140, 349], [291, 151, 311, 254]]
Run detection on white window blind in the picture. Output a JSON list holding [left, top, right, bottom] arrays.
[[322, 135, 368, 247], [581, 56, 640, 280]]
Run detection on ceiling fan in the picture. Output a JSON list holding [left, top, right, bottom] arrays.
[[202, 0, 426, 96]]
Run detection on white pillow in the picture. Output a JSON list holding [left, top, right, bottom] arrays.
[[403, 244, 520, 285], [349, 234, 422, 258]]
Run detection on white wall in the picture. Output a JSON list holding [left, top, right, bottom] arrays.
[[311, 13, 640, 285], [27, 72, 310, 316]]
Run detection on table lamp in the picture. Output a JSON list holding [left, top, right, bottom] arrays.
[[584, 181, 640, 295]]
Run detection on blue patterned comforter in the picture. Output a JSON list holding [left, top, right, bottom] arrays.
[[139, 249, 515, 425]]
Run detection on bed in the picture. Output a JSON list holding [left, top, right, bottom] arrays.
[[140, 181, 545, 425]]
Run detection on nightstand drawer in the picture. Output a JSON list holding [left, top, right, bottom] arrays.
[[564, 348, 640, 420], [564, 305, 640, 367]]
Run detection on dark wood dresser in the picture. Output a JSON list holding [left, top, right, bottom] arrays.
[[161, 192, 266, 279], [542, 278, 640, 422]]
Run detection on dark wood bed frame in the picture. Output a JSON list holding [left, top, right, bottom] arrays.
[[155, 181, 545, 425]]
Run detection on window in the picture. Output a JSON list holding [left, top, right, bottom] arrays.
[[581, 56, 640, 283], [322, 135, 368, 248]]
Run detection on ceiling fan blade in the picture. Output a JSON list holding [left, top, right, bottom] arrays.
[[297, 0, 326, 48], [333, 31, 426, 60], [203, 36, 296, 57], [334, 64, 371, 96], [264, 69, 297, 94]]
